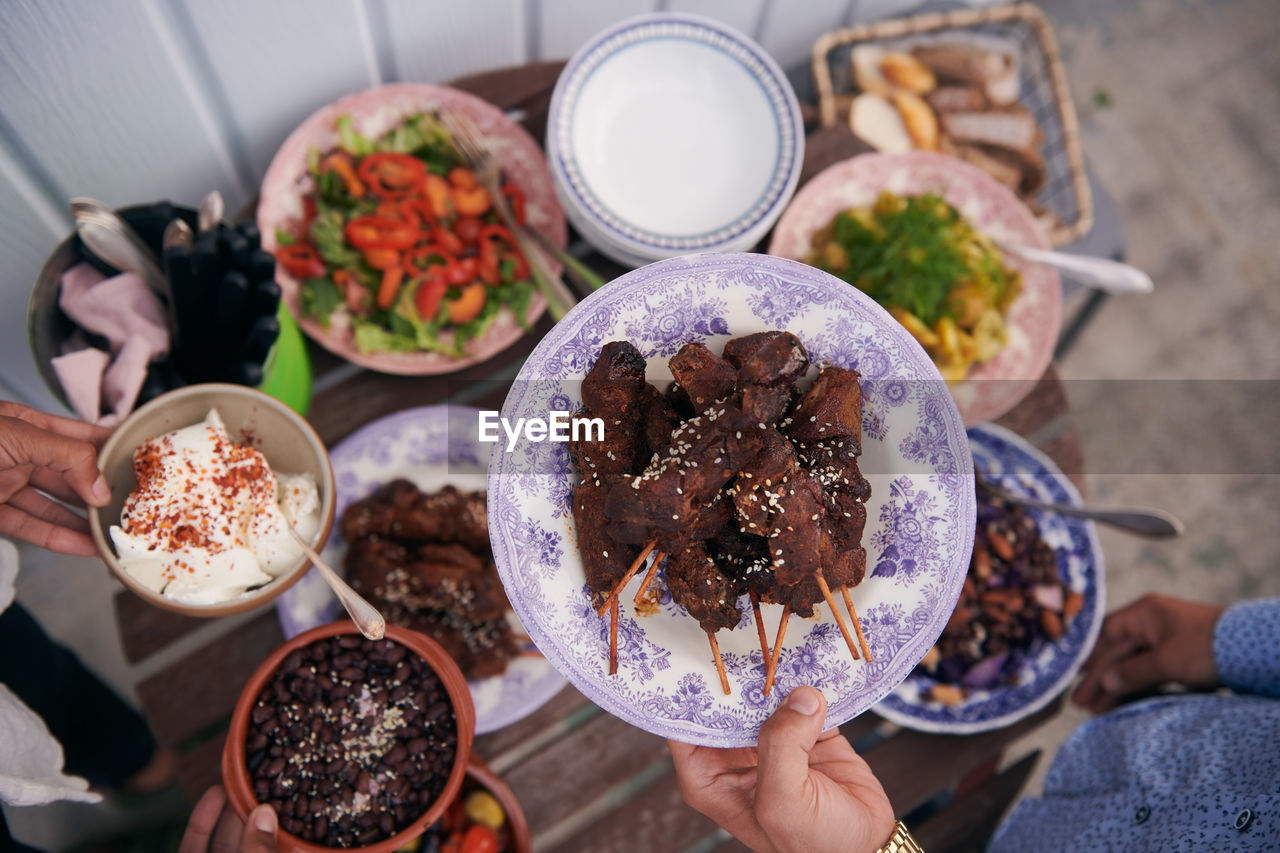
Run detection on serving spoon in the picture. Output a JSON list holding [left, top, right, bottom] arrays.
[[996, 240, 1154, 294], [283, 522, 386, 640], [975, 469, 1183, 538]]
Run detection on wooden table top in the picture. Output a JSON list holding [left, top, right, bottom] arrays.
[[114, 61, 1086, 853]]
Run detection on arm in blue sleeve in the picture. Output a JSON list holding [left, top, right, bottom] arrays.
[[1213, 597, 1280, 698]]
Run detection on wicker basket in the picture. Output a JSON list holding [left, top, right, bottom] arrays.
[[811, 2, 1091, 245]]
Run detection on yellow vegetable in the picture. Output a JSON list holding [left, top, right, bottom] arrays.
[[889, 307, 939, 349], [465, 789, 506, 831]]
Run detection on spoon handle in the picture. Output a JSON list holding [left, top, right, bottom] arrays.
[[1001, 243, 1154, 294], [285, 524, 386, 640], [979, 478, 1183, 538]]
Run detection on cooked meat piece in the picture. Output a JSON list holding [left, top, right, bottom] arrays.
[[400, 544, 510, 622], [825, 489, 868, 551], [730, 428, 798, 533], [739, 383, 793, 425], [574, 479, 638, 606], [829, 546, 867, 589], [944, 140, 1024, 192], [568, 404, 644, 483], [786, 366, 864, 443], [729, 331, 809, 387], [582, 340, 648, 417], [670, 342, 738, 413], [972, 142, 1047, 198], [665, 381, 696, 421], [604, 402, 764, 544], [640, 383, 680, 461], [925, 85, 987, 113], [345, 537, 409, 599], [766, 472, 833, 587], [710, 524, 774, 597], [665, 541, 741, 633], [339, 481, 488, 552], [401, 610, 518, 681], [938, 107, 1039, 153], [797, 439, 871, 500], [776, 576, 823, 618]]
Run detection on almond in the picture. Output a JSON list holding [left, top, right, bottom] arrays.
[[989, 530, 1015, 562], [928, 683, 967, 706], [973, 546, 992, 580], [1063, 591, 1084, 620], [1040, 609, 1064, 640]]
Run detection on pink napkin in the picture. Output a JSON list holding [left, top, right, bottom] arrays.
[[49, 263, 170, 427]]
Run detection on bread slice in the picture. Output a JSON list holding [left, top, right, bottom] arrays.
[[911, 42, 1010, 86], [892, 91, 939, 150], [938, 106, 1039, 151], [849, 92, 913, 153], [851, 45, 895, 96], [925, 85, 987, 113], [879, 51, 936, 94]]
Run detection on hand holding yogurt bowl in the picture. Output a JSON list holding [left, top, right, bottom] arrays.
[[89, 384, 335, 616]]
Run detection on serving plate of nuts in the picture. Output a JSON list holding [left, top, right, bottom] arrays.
[[872, 422, 1103, 733]]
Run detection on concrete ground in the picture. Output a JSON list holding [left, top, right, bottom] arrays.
[[5, 0, 1279, 847]]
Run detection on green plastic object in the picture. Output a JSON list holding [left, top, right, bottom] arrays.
[[257, 304, 312, 416]]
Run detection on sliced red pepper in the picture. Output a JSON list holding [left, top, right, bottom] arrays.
[[357, 152, 426, 200], [403, 245, 457, 278], [452, 185, 491, 217], [376, 264, 404, 310], [502, 248, 530, 281], [301, 195, 318, 231], [503, 183, 526, 225], [363, 247, 400, 270], [345, 215, 419, 251], [423, 174, 453, 219], [454, 215, 483, 245], [276, 244, 326, 279], [477, 224, 519, 285], [321, 154, 366, 197], [414, 273, 448, 321], [448, 166, 479, 190], [434, 226, 465, 256]]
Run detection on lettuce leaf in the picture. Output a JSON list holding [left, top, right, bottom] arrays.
[[336, 115, 375, 156], [300, 277, 342, 327]]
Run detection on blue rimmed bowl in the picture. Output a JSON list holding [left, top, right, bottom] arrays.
[[872, 423, 1105, 733], [547, 13, 804, 265]]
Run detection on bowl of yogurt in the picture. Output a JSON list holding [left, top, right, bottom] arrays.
[[89, 383, 335, 616]]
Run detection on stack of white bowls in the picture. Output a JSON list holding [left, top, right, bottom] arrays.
[[547, 13, 805, 268]]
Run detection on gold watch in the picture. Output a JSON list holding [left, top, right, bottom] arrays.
[[876, 821, 924, 853]]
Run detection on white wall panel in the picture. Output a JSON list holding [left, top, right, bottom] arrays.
[[0, 141, 74, 413], [0, 0, 246, 211], [178, 0, 381, 181], [665, 0, 766, 36], [381, 0, 526, 84], [535, 0, 658, 60], [756, 0, 849, 69]]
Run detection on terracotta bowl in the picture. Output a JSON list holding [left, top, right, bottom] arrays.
[[222, 622, 477, 853], [463, 757, 532, 853], [87, 383, 335, 617]]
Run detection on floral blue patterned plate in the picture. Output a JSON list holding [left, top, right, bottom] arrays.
[[872, 423, 1105, 733], [275, 405, 566, 735], [488, 253, 975, 747]]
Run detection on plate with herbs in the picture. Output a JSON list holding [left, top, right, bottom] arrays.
[[872, 423, 1104, 733], [769, 151, 1060, 424], [259, 84, 567, 375]]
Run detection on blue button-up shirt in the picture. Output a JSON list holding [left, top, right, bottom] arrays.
[[990, 598, 1280, 852]]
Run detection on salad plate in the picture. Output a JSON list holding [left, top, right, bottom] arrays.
[[277, 405, 566, 735], [488, 253, 975, 747], [259, 84, 567, 375], [873, 423, 1104, 733], [769, 151, 1062, 425]]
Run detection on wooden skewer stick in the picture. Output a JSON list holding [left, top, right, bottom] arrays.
[[609, 597, 619, 675], [633, 551, 664, 605], [764, 605, 791, 697], [708, 631, 731, 695], [596, 540, 657, 617], [816, 573, 860, 662], [749, 589, 771, 669], [841, 585, 873, 662]]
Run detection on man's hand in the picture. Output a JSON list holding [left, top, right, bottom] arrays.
[[1072, 593, 1225, 714], [0, 401, 112, 555], [670, 686, 895, 853], [179, 786, 278, 853]]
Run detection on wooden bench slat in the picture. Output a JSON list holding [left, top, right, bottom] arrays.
[[503, 711, 667, 839], [176, 735, 227, 804], [549, 766, 718, 853], [913, 749, 1041, 852], [993, 366, 1068, 439], [114, 588, 209, 664], [136, 611, 283, 747], [865, 699, 1060, 818], [474, 684, 594, 772]]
